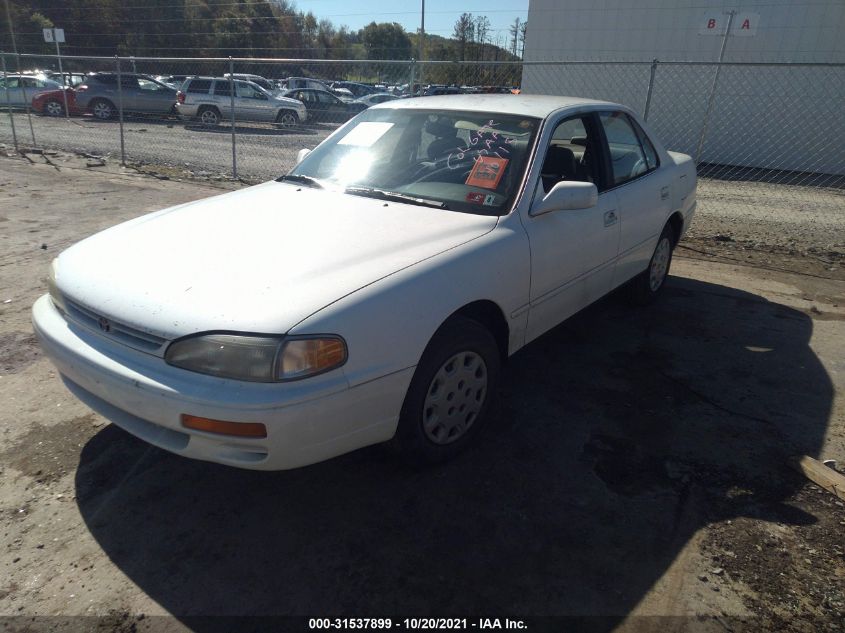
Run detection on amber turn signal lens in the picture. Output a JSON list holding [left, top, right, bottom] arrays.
[[181, 414, 267, 438]]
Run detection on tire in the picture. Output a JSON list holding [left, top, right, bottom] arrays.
[[197, 106, 221, 127], [91, 99, 115, 120], [393, 316, 501, 465], [45, 100, 64, 117], [275, 110, 298, 129], [627, 224, 675, 305]]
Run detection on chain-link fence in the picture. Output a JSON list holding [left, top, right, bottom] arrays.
[[2, 53, 843, 275]]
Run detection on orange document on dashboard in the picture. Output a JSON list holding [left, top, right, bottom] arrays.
[[465, 156, 509, 189]]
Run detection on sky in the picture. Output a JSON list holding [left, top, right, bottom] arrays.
[[291, 0, 529, 44]]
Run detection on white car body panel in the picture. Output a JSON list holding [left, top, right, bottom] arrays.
[[53, 182, 497, 340], [33, 95, 697, 470]]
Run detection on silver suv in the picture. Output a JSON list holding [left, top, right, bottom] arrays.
[[176, 77, 307, 127]]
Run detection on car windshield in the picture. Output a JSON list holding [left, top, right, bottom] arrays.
[[281, 107, 540, 215]]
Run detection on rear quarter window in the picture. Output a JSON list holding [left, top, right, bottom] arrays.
[[186, 80, 212, 94]]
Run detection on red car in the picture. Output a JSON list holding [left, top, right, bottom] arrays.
[[32, 88, 82, 117]]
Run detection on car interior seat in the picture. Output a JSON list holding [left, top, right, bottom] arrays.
[[541, 145, 579, 192]]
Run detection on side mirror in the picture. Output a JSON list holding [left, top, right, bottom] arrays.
[[297, 148, 311, 163], [531, 181, 598, 216]]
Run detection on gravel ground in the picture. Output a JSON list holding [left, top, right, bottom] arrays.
[[1, 155, 844, 632]]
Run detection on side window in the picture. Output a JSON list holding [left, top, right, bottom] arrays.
[[137, 78, 163, 91], [540, 115, 597, 194], [213, 80, 231, 96], [22, 77, 39, 88], [629, 117, 659, 170], [317, 91, 335, 104], [599, 112, 650, 186], [236, 82, 263, 99], [186, 79, 212, 94]]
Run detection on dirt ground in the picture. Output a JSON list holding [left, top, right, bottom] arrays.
[[0, 155, 843, 632]]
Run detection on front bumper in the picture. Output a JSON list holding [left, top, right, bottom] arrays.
[[32, 295, 409, 470]]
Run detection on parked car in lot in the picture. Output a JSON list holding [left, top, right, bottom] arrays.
[[33, 95, 696, 471], [222, 73, 282, 95], [281, 87, 365, 123], [155, 75, 190, 89], [0, 74, 62, 107], [32, 87, 83, 116], [330, 81, 379, 98], [75, 73, 178, 119], [176, 76, 307, 127], [355, 92, 400, 108]]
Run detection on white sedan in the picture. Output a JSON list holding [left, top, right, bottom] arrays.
[[33, 95, 696, 470]]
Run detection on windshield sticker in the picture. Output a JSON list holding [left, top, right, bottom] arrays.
[[483, 193, 497, 206], [338, 122, 394, 147], [466, 191, 486, 205], [447, 120, 516, 169], [465, 156, 509, 190]]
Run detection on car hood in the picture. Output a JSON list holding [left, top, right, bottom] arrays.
[[273, 95, 305, 107], [54, 181, 497, 339]]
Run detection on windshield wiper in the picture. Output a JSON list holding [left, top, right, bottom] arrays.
[[344, 186, 448, 210], [278, 173, 324, 189]]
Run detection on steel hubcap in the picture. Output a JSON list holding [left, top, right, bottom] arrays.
[[422, 351, 488, 445], [46, 101, 62, 115], [279, 114, 296, 127], [93, 103, 110, 118], [201, 111, 218, 124], [649, 237, 671, 292]]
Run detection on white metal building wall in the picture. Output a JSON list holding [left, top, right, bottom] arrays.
[[521, 0, 845, 174]]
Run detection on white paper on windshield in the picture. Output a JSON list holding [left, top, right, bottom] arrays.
[[337, 122, 394, 147]]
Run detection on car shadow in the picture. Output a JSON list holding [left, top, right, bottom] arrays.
[[74, 276, 831, 628]]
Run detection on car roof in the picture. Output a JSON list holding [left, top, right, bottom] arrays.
[[378, 94, 621, 118]]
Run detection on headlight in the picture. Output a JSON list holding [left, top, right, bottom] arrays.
[[47, 259, 67, 313], [164, 334, 347, 382]]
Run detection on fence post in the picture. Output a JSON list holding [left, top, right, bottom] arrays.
[[229, 56, 237, 179], [1, 52, 18, 152], [15, 53, 36, 147], [696, 10, 735, 164], [643, 58, 658, 121], [408, 58, 416, 96], [115, 56, 126, 166]]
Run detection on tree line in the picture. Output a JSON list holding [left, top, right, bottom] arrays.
[[0, 1, 522, 62]]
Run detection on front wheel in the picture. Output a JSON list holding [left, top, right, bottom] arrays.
[[393, 316, 501, 464], [627, 225, 675, 305], [275, 110, 298, 129]]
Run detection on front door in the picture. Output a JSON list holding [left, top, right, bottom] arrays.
[[523, 112, 620, 344]]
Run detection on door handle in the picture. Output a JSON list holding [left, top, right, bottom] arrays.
[[603, 210, 618, 227]]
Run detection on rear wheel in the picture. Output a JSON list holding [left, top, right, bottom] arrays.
[[197, 106, 221, 127], [275, 110, 298, 129], [91, 99, 114, 120], [627, 224, 675, 305], [393, 316, 501, 464], [45, 99, 64, 117]]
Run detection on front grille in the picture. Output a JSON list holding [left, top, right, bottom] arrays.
[[63, 297, 168, 355]]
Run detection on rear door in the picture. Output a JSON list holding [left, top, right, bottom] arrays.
[[597, 111, 672, 287], [136, 77, 175, 113], [2, 76, 24, 105]]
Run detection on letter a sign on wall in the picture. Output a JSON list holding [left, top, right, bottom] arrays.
[[699, 12, 759, 36]]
